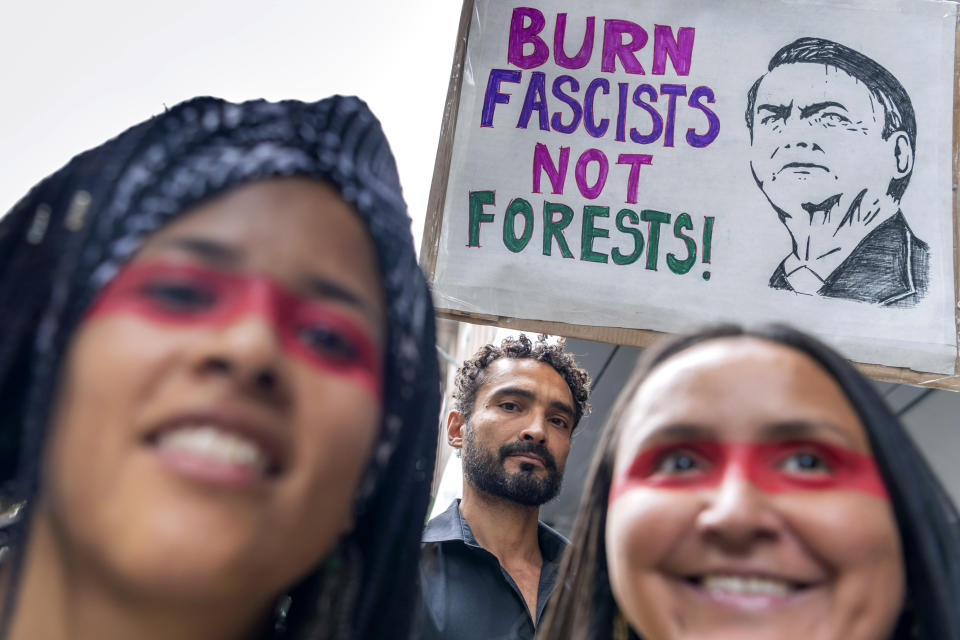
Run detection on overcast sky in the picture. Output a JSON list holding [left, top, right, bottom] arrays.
[[0, 0, 463, 250]]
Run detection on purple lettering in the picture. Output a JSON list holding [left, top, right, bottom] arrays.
[[517, 72, 550, 131], [532, 143, 570, 195], [601, 19, 648, 74], [659, 84, 687, 147], [652, 26, 695, 76], [481, 69, 522, 127], [584, 78, 610, 138], [686, 86, 720, 148], [550, 76, 583, 133], [630, 84, 663, 145], [554, 14, 595, 69], [508, 8, 549, 69], [617, 154, 654, 204], [615, 83, 629, 142], [575, 148, 609, 199]]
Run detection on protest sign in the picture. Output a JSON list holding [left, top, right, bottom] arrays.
[[422, 0, 960, 387]]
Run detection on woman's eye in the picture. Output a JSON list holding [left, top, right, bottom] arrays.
[[780, 451, 832, 474], [654, 451, 705, 475], [298, 325, 358, 363], [140, 281, 215, 312]]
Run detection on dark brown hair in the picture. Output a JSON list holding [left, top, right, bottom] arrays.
[[452, 333, 591, 428], [539, 324, 960, 640]]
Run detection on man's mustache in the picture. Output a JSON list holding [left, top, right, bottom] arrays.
[[499, 441, 558, 472]]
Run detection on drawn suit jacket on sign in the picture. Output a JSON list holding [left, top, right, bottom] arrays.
[[769, 211, 929, 307]]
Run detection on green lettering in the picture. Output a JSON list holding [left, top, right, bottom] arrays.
[[612, 208, 644, 265], [640, 209, 671, 270], [503, 198, 534, 253], [702, 216, 715, 263], [581, 206, 609, 263], [542, 202, 574, 258], [468, 191, 496, 247], [667, 213, 697, 274]]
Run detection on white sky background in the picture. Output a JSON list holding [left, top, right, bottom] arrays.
[[0, 0, 464, 251]]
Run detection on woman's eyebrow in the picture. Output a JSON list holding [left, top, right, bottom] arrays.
[[155, 236, 243, 267], [762, 419, 859, 446], [638, 423, 715, 446], [302, 274, 379, 323]]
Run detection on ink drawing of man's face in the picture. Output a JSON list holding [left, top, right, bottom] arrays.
[[749, 63, 903, 221]]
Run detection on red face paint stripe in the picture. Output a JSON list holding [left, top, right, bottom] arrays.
[[609, 439, 889, 503], [87, 262, 382, 398]]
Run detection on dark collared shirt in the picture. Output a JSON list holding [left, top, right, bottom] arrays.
[[416, 499, 568, 640]]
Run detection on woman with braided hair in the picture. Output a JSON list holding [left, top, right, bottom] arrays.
[[539, 324, 960, 640], [0, 95, 440, 640]]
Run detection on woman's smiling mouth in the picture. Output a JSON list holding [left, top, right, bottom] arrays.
[[679, 572, 816, 611], [144, 412, 286, 487]]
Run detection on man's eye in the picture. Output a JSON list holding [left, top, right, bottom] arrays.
[[819, 112, 850, 125], [780, 451, 832, 475], [298, 326, 358, 363], [654, 451, 706, 475], [500, 402, 518, 411], [549, 416, 569, 430], [140, 281, 216, 311]]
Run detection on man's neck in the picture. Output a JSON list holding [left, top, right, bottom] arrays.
[[779, 193, 900, 283], [459, 483, 542, 567]]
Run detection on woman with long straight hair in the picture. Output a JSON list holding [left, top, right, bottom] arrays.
[[539, 324, 960, 640], [0, 95, 440, 640]]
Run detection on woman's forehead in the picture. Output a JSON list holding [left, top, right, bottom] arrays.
[[619, 337, 869, 451], [132, 177, 386, 336]]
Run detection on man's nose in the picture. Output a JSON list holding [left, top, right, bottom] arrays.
[[778, 117, 824, 152], [781, 140, 823, 152], [519, 413, 548, 444]]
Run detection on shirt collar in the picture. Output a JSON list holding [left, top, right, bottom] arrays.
[[422, 499, 569, 561]]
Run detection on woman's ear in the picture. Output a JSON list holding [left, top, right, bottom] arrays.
[[446, 411, 466, 450]]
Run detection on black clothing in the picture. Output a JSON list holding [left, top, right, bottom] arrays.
[[417, 500, 568, 640], [769, 211, 929, 307]]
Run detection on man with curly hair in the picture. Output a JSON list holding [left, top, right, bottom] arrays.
[[417, 334, 591, 640]]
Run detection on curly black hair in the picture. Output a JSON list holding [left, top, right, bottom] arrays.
[[452, 334, 591, 428]]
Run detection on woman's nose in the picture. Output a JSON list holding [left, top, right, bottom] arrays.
[[695, 473, 781, 551], [191, 314, 290, 405]]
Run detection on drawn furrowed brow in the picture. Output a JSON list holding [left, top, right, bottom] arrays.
[[757, 103, 791, 121], [799, 101, 847, 119]]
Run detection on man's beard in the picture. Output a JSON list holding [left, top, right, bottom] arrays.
[[461, 426, 563, 507]]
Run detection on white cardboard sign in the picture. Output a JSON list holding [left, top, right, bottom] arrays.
[[429, 0, 959, 375]]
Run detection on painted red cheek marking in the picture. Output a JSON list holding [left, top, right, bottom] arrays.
[[609, 440, 889, 503], [86, 262, 382, 398]]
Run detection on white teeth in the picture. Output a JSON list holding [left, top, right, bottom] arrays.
[[701, 575, 793, 597], [155, 426, 269, 474]]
